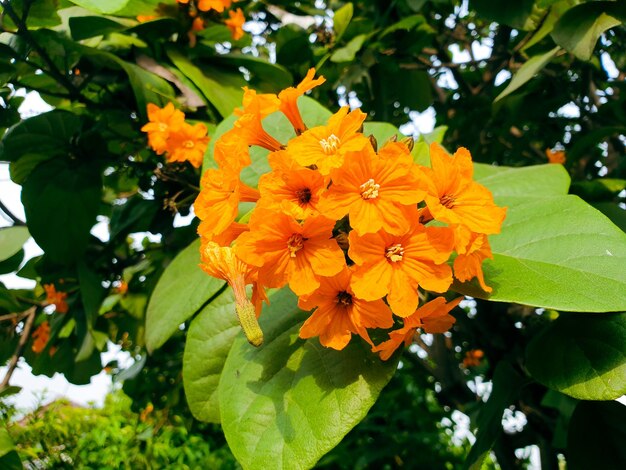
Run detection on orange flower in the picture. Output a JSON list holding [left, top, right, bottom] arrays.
[[235, 87, 280, 119], [287, 106, 369, 174], [453, 231, 494, 293], [195, 168, 259, 240], [137, 15, 157, 22], [257, 167, 326, 219], [32, 321, 51, 354], [191, 17, 205, 31], [319, 145, 426, 235], [141, 103, 185, 155], [166, 122, 210, 168], [377, 140, 413, 160], [44, 283, 68, 314], [200, 220, 249, 247], [200, 242, 264, 345], [298, 267, 393, 350], [235, 209, 346, 296], [197, 0, 231, 12], [233, 114, 283, 152], [278, 68, 326, 134], [225, 8, 245, 40], [349, 224, 454, 317], [372, 297, 461, 360], [267, 149, 300, 171], [545, 148, 566, 164], [463, 349, 485, 368], [423, 143, 506, 235], [214, 129, 252, 171]]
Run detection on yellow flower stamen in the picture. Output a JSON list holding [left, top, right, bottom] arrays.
[[385, 244, 404, 262], [359, 178, 380, 199], [319, 134, 340, 154], [183, 140, 195, 149], [440, 194, 456, 208]]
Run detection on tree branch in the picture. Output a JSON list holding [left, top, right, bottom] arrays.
[[0, 199, 26, 226], [0, 306, 36, 390]]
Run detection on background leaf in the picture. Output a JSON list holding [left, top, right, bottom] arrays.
[[566, 400, 626, 470], [526, 312, 626, 400], [495, 47, 560, 102], [0, 226, 29, 263], [145, 239, 225, 353]]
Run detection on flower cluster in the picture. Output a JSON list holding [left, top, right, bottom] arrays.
[[141, 103, 210, 168], [176, 0, 245, 43], [32, 321, 50, 354], [194, 68, 506, 359], [44, 283, 68, 314]]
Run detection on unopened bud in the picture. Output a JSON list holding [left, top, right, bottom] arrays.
[[236, 301, 263, 347], [368, 134, 378, 152], [401, 136, 415, 152]]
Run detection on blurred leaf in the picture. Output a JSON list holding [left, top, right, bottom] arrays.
[[9, 153, 55, 185], [183, 289, 240, 423], [465, 362, 529, 469], [0, 226, 29, 263], [69, 16, 126, 40], [0, 110, 81, 163], [0, 249, 24, 275], [210, 54, 293, 91], [526, 312, 626, 400], [145, 239, 225, 353], [330, 34, 367, 63], [167, 47, 243, 118], [551, 1, 625, 61], [333, 2, 353, 42], [109, 196, 159, 240], [472, 0, 538, 30], [380, 14, 426, 38], [0, 427, 16, 458], [495, 46, 560, 102], [540, 390, 578, 449], [21, 158, 101, 264], [522, 0, 577, 52], [219, 288, 398, 470], [78, 261, 105, 326], [66, 0, 130, 14], [566, 401, 626, 470]]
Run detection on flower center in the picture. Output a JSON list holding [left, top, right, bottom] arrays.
[[183, 140, 195, 149], [360, 178, 380, 199], [158, 123, 168, 132], [385, 244, 404, 262], [287, 233, 306, 258], [336, 291, 353, 307], [319, 134, 341, 155], [295, 187, 312, 204], [440, 194, 456, 208]]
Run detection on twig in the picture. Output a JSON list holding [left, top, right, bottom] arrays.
[[0, 311, 31, 323], [0, 199, 26, 226], [0, 306, 37, 390]]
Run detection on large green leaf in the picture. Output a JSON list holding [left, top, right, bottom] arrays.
[[495, 47, 560, 102], [67, 0, 130, 14], [21, 158, 101, 264], [0, 110, 81, 163], [453, 165, 626, 312], [0, 226, 29, 263], [551, 1, 625, 61], [465, 362, 529, 469], [183, 289, 241, 423], [219, 289, 398, 470], [526, 312, 626, 400], [566, 401, 626, 470], [145, 239, 225, 353], [210, 54, 293, 91], [167, 47, 244, 118]]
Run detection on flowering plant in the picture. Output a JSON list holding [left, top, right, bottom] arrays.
[[191, 69, 506, 358]]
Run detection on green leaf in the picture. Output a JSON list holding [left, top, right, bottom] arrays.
[[167, 47, 244, 118], [363, 122, 399, 145], [0, 110, 81, 163], [330, 33, 367, 63], [333, 2, 353, 42], [145, 239, 226, 353], [0, 249, 24, 275], [69, 16, 126, 40], [593, 202, 626, 233], [0, 226, 29, 263], [495, 46, 560, 102], [454, 195, 626, 312], [78, 261, 106, 326], [566, 401, 626, 470], [67, 0, 130, 14], [9, 153, 55, 184], [472, 0, 538, 30], [21, 158, 101, 264], [551, 1, 625, 61], [0, 427, 16, 458], [183, 289, 241, 423], [526, 312, 626, 400], [380, 14, 427, 38], [465, 362, 529, 469], [211, 54, 294, 91], [219, 289, 398, 470]]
